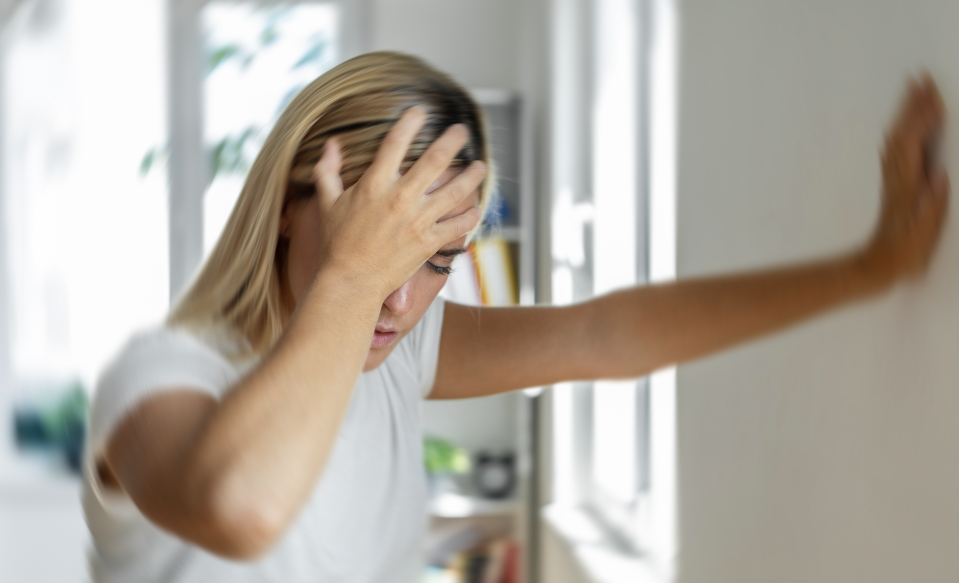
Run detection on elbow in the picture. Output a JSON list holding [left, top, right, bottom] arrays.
[[137, 472, 287, 560], [202, 476, 288, 560]]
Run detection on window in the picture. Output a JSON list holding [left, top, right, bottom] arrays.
[[549, 0, 677, 574], [202, 2, 338, 254], [590, 0, 642, 519], [168, 0, 365, 300], [1, 0, 168, 400]]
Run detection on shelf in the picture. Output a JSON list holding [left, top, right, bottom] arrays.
[[468, 88, 517, 106], [430, 492, 519, 519], [480, 225, 521, 243]]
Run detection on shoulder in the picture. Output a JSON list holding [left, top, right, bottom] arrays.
[[96, 326, 237, 399], [390, 297, 446, 398], [403, 296, 447, 354], [88, 326, 241, 453]]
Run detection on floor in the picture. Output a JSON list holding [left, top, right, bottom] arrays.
[[0, 458, 89, 583]]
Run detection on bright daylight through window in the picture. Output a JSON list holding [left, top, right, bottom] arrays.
[[2, 0, 167, 401], [202, 2, 338, 254], [549, 0, 677, 569]]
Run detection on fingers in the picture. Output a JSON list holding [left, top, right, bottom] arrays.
[[400, 123, 471, 195], [927, 169, 951, 222], [917, 172, 949, 267], [423, 161, 487, 220], [893, 75, 943, 137], [887, 74, 945, 189], [313, 139, 345, 211], [367, 106, 428, 184], [920, 71, 947, 123], [431, 207, 483, 245]]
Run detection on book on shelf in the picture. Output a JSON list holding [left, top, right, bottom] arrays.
[[442, 246, 482, 306], [423, 537, 520, 583], [480, 538, 507, 583], [440, 236, 517, 307], [472, 237, 517, 306]]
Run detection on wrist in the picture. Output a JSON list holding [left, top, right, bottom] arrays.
[[847, 246, 898, 294], [309, 262, 386, 311], [279, 265, 383, 352]]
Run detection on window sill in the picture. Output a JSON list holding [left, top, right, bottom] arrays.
[[541, 504, 663, 583]]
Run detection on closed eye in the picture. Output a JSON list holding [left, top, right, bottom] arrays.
[[425, 246, 467, 277], [426, 261, 454, 276]]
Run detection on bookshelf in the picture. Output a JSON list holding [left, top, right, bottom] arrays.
[[423, 89, 536, 583], [431, 492, 520, 519]]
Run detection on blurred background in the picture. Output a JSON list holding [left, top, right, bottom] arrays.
[[2, 0, 959, 582]]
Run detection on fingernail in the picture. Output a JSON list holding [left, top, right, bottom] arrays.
[[473, 160, 487, 174]]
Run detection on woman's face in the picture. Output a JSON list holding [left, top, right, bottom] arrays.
[[280, 167, 480, 371]]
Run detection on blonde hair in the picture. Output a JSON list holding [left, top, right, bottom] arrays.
[[168, 52, 494, 357]]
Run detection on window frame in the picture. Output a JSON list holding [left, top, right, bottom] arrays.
[[546, 0, 677, 576], [166, 0, 370, 301]]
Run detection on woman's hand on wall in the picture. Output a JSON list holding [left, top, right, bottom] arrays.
[[434, 76, 952, 393], [311, 106, 486, 301], [860, 73, 950, 284]]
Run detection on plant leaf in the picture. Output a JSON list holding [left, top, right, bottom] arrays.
[[139, 148, 156, 177], [293, 39, 327, 69], [208, 44, 242, 74]]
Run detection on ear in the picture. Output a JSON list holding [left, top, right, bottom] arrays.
[[279, 201, 294, 239]]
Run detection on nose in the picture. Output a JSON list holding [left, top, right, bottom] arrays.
[[384, 279, 414, 316]]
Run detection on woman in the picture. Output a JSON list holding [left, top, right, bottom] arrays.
[[83, 52, 948, 582]]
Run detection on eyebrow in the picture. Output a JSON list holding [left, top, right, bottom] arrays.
[[434, 247, 468, 258]]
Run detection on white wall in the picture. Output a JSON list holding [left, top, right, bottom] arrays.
[[676, 1, 959, 582], [370, 0, 521, 90]]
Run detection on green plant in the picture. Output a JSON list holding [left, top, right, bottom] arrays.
[[423, 435, 471, 476], [139, 5, 330, 182]]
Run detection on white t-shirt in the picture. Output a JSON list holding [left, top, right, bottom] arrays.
[[82, 298, 447, 583]]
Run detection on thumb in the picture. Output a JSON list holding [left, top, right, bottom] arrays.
[[930, 170, 951, 231], [931, 167, 951, 203], [313, 139, 345, 212], [917, 170, 949, 237]]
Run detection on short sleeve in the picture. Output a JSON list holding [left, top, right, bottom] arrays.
[[84, 327, 239, 512], [404, 297, 447, 398]]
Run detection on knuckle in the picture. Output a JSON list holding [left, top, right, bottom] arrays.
[[411, 210, 430, 231], [426, 148, 448, 169], [357, 174, 378, 194], [446, 183, 464, 205], [383, 130, 407, 147], [390, 193, 409, 214], [453, 214, 472, 234], [367, 180, 388, 199], [414, 226, 432, 248]]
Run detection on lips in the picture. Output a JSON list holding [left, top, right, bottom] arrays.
[[371, 328, 398, 349]]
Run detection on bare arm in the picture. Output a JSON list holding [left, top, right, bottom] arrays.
[[99, 108, 486, 559], [103, 272, 387, 558], [432, 75, 948, 399], [434, 253, 887, 398]]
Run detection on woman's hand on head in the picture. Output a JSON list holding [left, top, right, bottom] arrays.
[[311, 106, 485, 300], [860, 73, 950, 283]]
